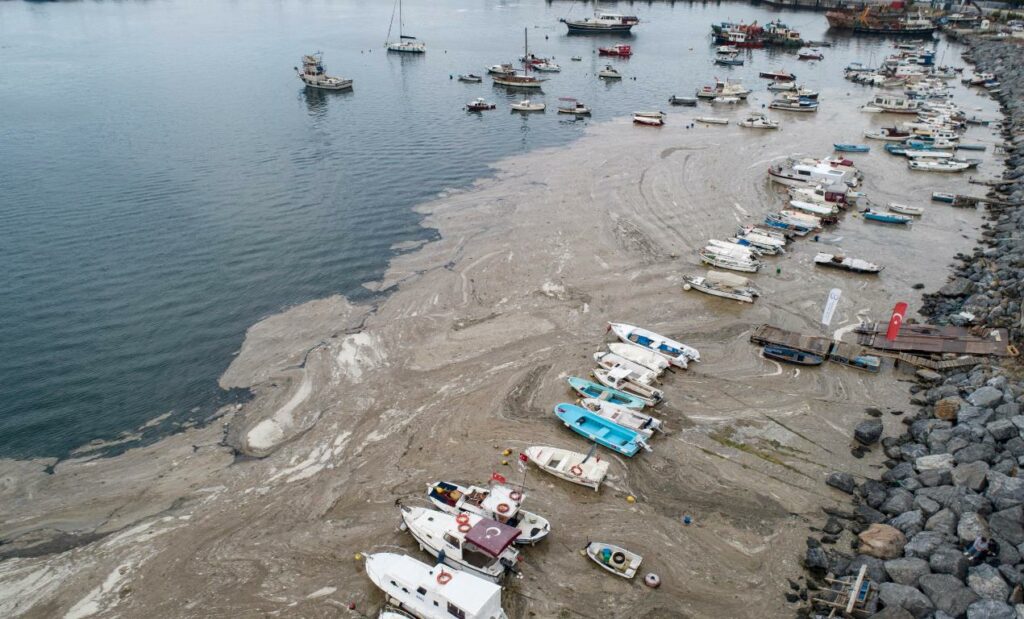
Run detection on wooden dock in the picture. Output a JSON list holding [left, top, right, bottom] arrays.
[[750, 324, 833, 356], [855, 323, 1013, 357]]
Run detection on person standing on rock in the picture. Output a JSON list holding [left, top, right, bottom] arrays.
[[964, 535, 989, 561]]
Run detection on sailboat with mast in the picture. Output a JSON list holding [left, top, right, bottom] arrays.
[[386, 0, 425, 54], [493, 28, 545, 89]]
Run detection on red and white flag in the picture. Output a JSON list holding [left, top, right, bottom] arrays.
[[491, 472, 507, 484], [886, 302, 908, 341]]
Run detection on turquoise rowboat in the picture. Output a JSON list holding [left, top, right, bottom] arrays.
[[554, 403, 644, 457], [862, 209, 911, 225], [833, 143, 870, 153], [567, 377, 645, 410]]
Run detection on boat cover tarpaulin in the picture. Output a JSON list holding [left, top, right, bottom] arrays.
[[707, 270, 750, 288], [855, 323, 1012, 356], [465, 519, 520, 556]]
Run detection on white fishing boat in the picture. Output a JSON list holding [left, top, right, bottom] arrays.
[[511, 99, 545, 112], [779, 209, 823, 226], [813, 252, 882, 274], [863, 126, 913, 141], [908, 160, 970, 172], [364, 553, 508, 619], [769, 98, 818, 113], [606, 343, 672, 374], [767, 160, 848, 188], [458, 74, 483, 83], [580, 398, 663, 439], [768, 81, 797, 91], [592, 367, 663, 407], [633, 111, 664, 126], [399, 505, 520, 583], [887, 202, 924, 216], [522, 445, 609, 491], [465, 98, 496, 111], [736, 226, 788, 251], [789, 199, 837, 216], [863, 95, 920, 114], [531, 61, 561, 73], [699, 248, 760, 273], [739, 113, 779, 129], [385, 0, 426, 53], [608, 322, 700, 367], [426, 481, 550, 545], [557, 97, 591, 115], [598, 65, 622, 79], [295, 53, 353, 91], [682, 271, 758, 303], [593, 351, 659, 384], [487, 64, 516, 76], [560, 12, 639, 33], [903, 150, 954, 160], [585, 542, 643, 579], [696, 117, 729, 125], [707, 239, 761, 259]]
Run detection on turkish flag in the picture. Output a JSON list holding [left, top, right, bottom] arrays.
[[886, 302, 908, 341], [518, 453, 528, 463], [491, 472, 507, 484]]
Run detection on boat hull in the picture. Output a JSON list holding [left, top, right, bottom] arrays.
[[554, 404, 642, 457], [562, 22, 635, 33], [762, 345, 824, 366]]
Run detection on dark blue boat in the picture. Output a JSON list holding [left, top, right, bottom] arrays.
[[762, 344, 824, 366]]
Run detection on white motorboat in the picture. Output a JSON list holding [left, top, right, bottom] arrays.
[[385, 0, 426, 53], [683, 271, 758, 303], [426, 481, 550, 545], [699, 249, 760, 273], [706, 239, 761, 259], [531, 61, 561, 72], [458, 74, 483, 83], [560, 12, 640, 33], [908, 159, 970, 172], [465, 98, 496, 111], [789, 199, 837, 217], [593, 351, 659, 384], [592, 367, 663, 407], [633, 111, 664, 126], [736, 226, 787, 252], [887, 202, 924, 216], [797, 47, 824, 60], [522, 445, 609, 491], [598, 65, 622, 79], [586, 542, 643, 579], [606, 343, 672, 374], [863, 95, 920, 114], [511, 99, 545, 112], [769, 98, 818, 112], [296, 53, 353, 91], [580, 398, 663, 440], [696, 117, 729, 125], [365, 553, 507, 619], [768, 81, 797, 91], [863, 126, 913, 141], [399, 505, 520, 583], [739, 113, 779, 129], [487, 64, 516, 76], [813, 252, 882, 274], [712, 96, 740, 104], [767, 160, 849, 188], [607, 322, 700, 367], [779, 209, 824, 227], [557, 97, 591, 115]]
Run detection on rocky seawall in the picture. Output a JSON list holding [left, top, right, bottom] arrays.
[[798, 39, 1024, 619]]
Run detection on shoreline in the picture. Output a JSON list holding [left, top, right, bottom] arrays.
[[0, 69, 1005, 616]]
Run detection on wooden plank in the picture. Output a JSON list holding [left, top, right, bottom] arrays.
[[846, 565, 867, 614]]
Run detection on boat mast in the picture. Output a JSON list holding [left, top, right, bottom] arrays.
[[398, 0, 404, 38], [523, 27, 529, 75]]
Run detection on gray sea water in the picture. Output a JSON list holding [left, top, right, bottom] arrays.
[[0, 0, 959, 458]]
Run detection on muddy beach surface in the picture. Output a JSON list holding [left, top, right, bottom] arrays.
[[0, 78, 1004, 618]]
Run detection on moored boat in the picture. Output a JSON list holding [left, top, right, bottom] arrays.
[[586, 542, 643, 579], [696, 116, 729, 125], [598, 44, 633, 57], [797, 47, 824, 60], [593, 351, 659, 384], [364, 553, 508, 619], [908, 159, 970, 172], [862, 208, 912, 225], [769, 97, 818, 112], [557, 97, 591, 115], [669, 95, 698, 106], [813, 252, 882, 274], [580, 398, 663, 440], [759, 69, 796, 81], [715, 57, 744, 66], [633, 111, 665, 126], [554, 403, 645, 456], [931, 192, 955, 203], [682, 271, 758, 303], [385, 0, 425, 54], [487, 64, 516, 76], [608, 322, 700, 367], [523, 445, 609, 491], [561, 12, 639, 34], [739, 113, 779, 129], [834, 143, 870, 153], [458, 74, 483, 83], [887, 202, 924, 216], [465, 98, 496, 111], [296, 53, 353, 91], [699, 248, 760, 273], [399, 506, 520, 583], [592, 367, 663, 407], [606, 342, 672, 374], [511, 99, 545, 112], [762, 344, 824, 366], [567, 376, 645, 410], [427, 482, 550, 545], [598, 65, 622, 80], [864, 126, 913, 141]]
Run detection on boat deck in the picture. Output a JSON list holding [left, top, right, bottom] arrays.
[[749, 324, 833, 357]]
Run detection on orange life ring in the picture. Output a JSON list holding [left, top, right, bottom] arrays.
[[458, 523, 471, 533], [496, 503, 510, 514], [509, 491, 523, 501], [570, 464, 584, 476], [436, 571, 452, 585], [456, 513, 470, 525]]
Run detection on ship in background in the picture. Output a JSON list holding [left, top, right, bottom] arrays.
[[825, 2, 939, 35]]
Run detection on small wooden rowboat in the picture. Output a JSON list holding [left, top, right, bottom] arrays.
[[567, 377, 645, 410], [862, 208, 912, 225], [586, 542, 643, 578], [762, 344, 824, 366], [833, 143, 870, 153], [696, 116, 729, 125], [523, 445, 609, 491], [554, 403, 645, 457], [887, 202, 924, 216]]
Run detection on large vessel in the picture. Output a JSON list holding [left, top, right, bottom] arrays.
[[364, 553, 508, 619], [826, 6, 937, 35], [295, 53, 352, 91], [560, 12, 639, 34]]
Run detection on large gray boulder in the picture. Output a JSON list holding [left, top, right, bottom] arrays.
[[872, 607, 915, 619], [884, 557, 931, 587], [969, 386, 1005, 409], [805, 546, 828, 570], [919, 454, 957, 472], [967, 564, 1010, 602], [953, 461, 991, 492], [926, 508, 959, 537], [987, 419, 1018, 442], [958, 511, 991, 544], [906, 531, 946, 559], [855, 418, 884, 445], [883, 489, 918, 516], [878, 582, 936, 619], [827, 471, 856, 494], [916, 495, 943, 517], [956, 443, 997, 465], [986, 471, 1024, 510], [847, 554, 889, 584], [930, 545, 969, 580], [965, 600, 1016, 619], [919, 573, 980, 617], [988, 506, 1024, 545], [891, 510, 925, 537]]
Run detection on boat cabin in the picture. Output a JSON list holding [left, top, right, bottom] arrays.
[[365, 553, 507, 619]]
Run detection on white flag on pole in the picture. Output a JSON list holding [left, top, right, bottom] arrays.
[[822, 288, 842, 327]]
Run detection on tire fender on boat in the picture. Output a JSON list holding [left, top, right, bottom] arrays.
[[509, 491, 523, 501], [437, 571, 453, 585], [570, 464, 584, 476], [683, 283, 692, 291], [644, 573, 662, 588], [612, 551, 626, 566], [496, 503, 511, 514], [456, 513, 470, 525], [458, 523, 472, 533]]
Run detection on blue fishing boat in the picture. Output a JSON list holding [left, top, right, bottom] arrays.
[[829, 352, 881, 372], [885, 143, 908, 156], [764, 214, 813, 236], [553, 403, 643, 457], [862, 209, 911, 225], [931, 192, 955, 203], [567, 377, 645, 410], [762, 344, 824, 366], [833, 143, 870, 153]]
